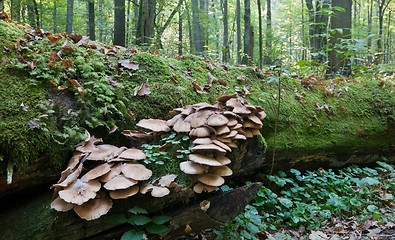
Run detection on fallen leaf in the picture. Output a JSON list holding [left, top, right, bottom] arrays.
[[134, 82, 151, 96], [108, 75, 120, 88], [191, 81, 203, 94], [169, 75, 179, 84], [77, 36, 90, 46], [207, 72, 218, 84], [47, 35, 60, 47], [131, 46, 138, 53], [119, 59, 139, 70], [127, 109, 136, 121], [26, 60, 37, 70], [48, 51, 62, 62], [61, 59, 74, 68], [0, 10, 9, 20], [1, 55, 6, 66], [198, 67, 205, 73], [67, 78, 84, 98], [237, 75, 246, 83], [68, 33, 82, 43], [28, 120, 40, 129], [309, 230, 328, 240], [61, 40, 76, 52], [109, 125, 118, 134], [218, 78, 227, 86], [169, 62, 180, 71], [207, 62, 214, 72]]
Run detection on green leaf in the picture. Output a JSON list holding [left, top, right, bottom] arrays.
[[350, 197, 362, 207], [129, 206, 148, 214], [367, 205, 378, 213], [121, 230, 144, 240], [279, 198, 293, 208], [145, 223, 168, 234], [128, 215, 152, 226], [246, 222, 260, 234], [360, 177, 380, 186], [151, 215, 172, 225]]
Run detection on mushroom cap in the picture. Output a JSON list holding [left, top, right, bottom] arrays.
[[76, 135, 102, 153], [256, 111, 267, 120], [191, 144, 227, 153], [233, 134, 247, 140], [221, 130, 238, 139], [216, 125, 230, 135], [192, 102, 218, 111], [190, 110, 213, 128], [227, 119, 239, 127], [121, 163, 152, 181], [118, 148, 146, 160], [173, 118, 192, 132], [53, 163, 83, 188], [198, 174, 225, 187], [140, 183, 154, 194], [74, 197, 113, 221], [81, 163, 113, 182], [122, 130, 153, 139], [217, 93, 237, 103], [109, 185, 139, 199], [166, 114, 183, 127], [247, 114, 263, 125], [189, 154, 222, 166], [87, 145, 125, 161], [251, 128, 261, 135], [209, 166, 233, 176], [223, 111, 243, 121], [58, 179, 101, 205], [65, 151, 83, 170], [230, 123, 243, 130], [227, 142, 238, 149], [189, 127, 211, 137], [100, 164, 123, 182], [157, 174, 178, 187], [243, 129, 254, 138], [180, 105, 195, 115], [151, 186, 171, 197], [226, 98, 251, 114], [212, 140, 232, 152], [206, 114, 229, 127], [103, 174, 138, 190], [192, 138, 212, 145], [216, 155, 231, 165], [137, 119, 170, 132], [180, 161, 207, 174], [51, 196, 75, 212], [216, 137, 232, 143], [243, 120, 262, 129], [193, 183, 217, 193]]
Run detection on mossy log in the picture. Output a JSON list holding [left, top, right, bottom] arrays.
[[0, 17, 394, 239]]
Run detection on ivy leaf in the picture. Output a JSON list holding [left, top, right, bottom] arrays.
[[145, 223, 168, 234], [151, 215, 172, 225], [279, 198, 293, 208], [120, 230, 144, 240], [128, 215, 152, 226], [128, 206, 148, 215], [360, 177, 380, 186]]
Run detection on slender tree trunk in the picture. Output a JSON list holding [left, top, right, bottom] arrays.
[[179, 9, 183, 55], [66, 0, 74, 34], [114, 0, 126, 46], [53, 1, 57, 33], [192, 0, 203, 53], [186, 2, 193, 53], [264, 0, 272, 64], [33, 0, 40, 28], [155, 0, 183, 48], [367, 0, 373, 62], [126, 0, 131, 46], [385, 9, 391, 63], [301, 0, 306, 60], [327, 0, 352, 75], [375, 0, 391, 64], [236, 0, 241, 64], [242, 0, 251, 64], [40, 0, 43, 28], [305, 0, 314, 53], [222, 0, 229, 63], [136, 0, 156, 45], [88, 0, 95, 41], [134, 0, 139, 31], [13, 0, 21, 22], [200, 0, 207, 51], [248, 25, 254, 64], [257, 0, 262, 68]]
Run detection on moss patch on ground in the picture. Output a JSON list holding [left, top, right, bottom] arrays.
[[0, 18, 394, 173]]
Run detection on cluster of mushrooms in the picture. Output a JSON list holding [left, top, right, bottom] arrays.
[[51, 93, 266, 221]]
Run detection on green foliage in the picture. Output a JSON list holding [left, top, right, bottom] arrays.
[[106, 206, 171, 240], [214, 162, 394, 238]]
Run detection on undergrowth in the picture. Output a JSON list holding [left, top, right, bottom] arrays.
[[212, 161, 395, 239]]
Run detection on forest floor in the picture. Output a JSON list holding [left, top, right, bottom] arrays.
[[177, 162, 395, 240]]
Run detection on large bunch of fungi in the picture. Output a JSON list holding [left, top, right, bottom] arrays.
[[51, 93, 266, 221]]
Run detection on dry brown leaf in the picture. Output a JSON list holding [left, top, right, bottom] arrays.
[[28, 120, 40, 129], [237, 75, 246, 82], [61, 40, 76, 52], [134, 82, 151, 96], [61, 59, 74, 68], [47, 35, 60, 47], [191, 81, 203, 94], [26, 60, 37, 70], [170, 75, 179, 84], [68, 33, 83, 43], [169, 62, 180, 71], [77, 36, 90, 46], [127, 109, 136, 121], [48, 51, 62, 62], [108, 75, 120, 88], [119, 59, 139, 70], [1, 55, 6, 66]]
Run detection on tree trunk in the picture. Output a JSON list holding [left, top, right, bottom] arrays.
[[367, 0, 373, 62], [186, 2, 193, 53], [114, 0, 126, 46], [222, 0, 229, 63], [178, 9, 183, 55], [242, 0, 251, 64], [236, 0, 241, 64], [257, 0, 262, 68], [327, 0, 352, 75], [53, 1, 57, 33], [375, 0, 391, 64], [33, 0, 40, 28], [192, 0, 203, 53], [13, 0, 21, 22], [136, 0, 156, 45], [264, 0, 272, 64], [248, 25, 254, 65], [88, 0, 95, 41], [200, 0, 207, 51], [126, 0, 131, 46], [40, 0, 42, 28], [66, 0, 74, 34]]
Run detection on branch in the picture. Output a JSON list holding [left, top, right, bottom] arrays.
[[156, 0, 183, 35]]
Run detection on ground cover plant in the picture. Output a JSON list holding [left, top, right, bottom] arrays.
[[207, 160, 395, 239]]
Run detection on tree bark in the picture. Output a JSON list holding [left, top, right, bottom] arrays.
[[33, 0, 40, 28], [264, 0, 272, 65], [53, 0, 57, 33], [236, 0, 241, 64], [192, 0, 203, 53], [200, 0, 207, 51], [88, 0, 95, 41], [242, 0, 251, 64], [136, 0, 156, 45], [178, 8, 183, 55], [327, 0, 352, 75], [375, 0, 391, 64], [66, 0, 74, 34], [222, 0, 229, 63], [257, 0, 263, 68], [13, 0, 21, 22]]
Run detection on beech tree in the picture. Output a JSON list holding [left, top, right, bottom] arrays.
[[136, 0, 156, 45], [66, 0, 74, 34], [114, 0, 125, 46]]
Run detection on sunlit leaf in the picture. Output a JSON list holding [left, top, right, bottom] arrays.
[[77, 36, 90, 46], [47, 35, 60, 47], [68, 33, 82, 43], [119, 59, 139, 70], [61, 40, 76, 52], [61, 59, 74, 68], [48, 51, 62, 62], [134, 82, 151, 96]]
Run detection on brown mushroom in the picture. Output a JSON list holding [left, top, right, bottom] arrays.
[[206, 114, 229, 127], [80, 163, 113, 183], [103, 174, 138, 190], [58, 179, 101, 205], [189, 127, 211, 137], [52, 163, 83, 188], [216, 155, 231, 165], [74, 197, 113, 220], [209, 166, 233, 176], [157, 174, 178, 187], [118, 148, 146, 160], [193, 183, 217, 193], [192, 138, 212, 145], [137, 119, 170, 132], [216, 125, 230, 135], [173, 118, 192, 132], [198, 174, 225, 187], [226, 98, 251, 114], [188, 154, 222, 166], [180, 161, 207, 174], [109, 185, 139, 199], [51, 196, 75, 212], [247, 114, 263, 126], [211, 140, 232, 152], [191, 144, 227, 154], [87, 145, 126, 161], [100, 164, 123, 182], [121, 163, 152, 181]]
